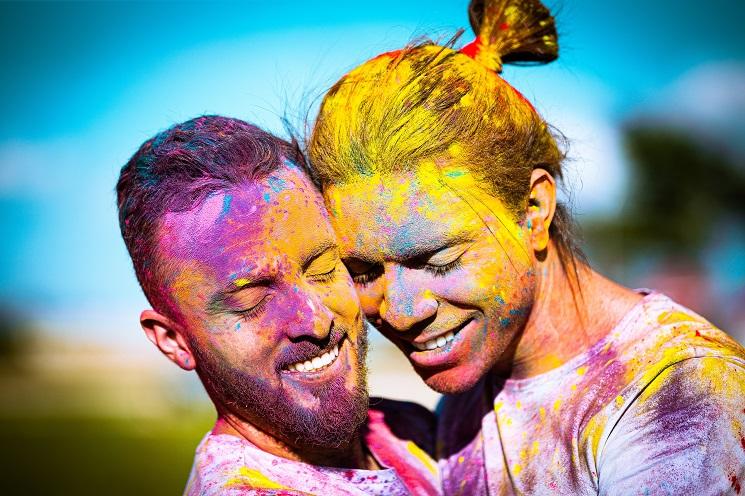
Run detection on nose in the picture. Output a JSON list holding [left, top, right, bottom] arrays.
[[379, 265, 438, 332], [285, 288, 334, 341]]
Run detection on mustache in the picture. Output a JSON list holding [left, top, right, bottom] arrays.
[[275, 324, 348, 370]]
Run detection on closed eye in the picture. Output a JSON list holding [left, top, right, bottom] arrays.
[[419, 243, 470, 277], [305, 246, 341, 284], [234, 294, 272, 320], [344, 259, 384, 286]]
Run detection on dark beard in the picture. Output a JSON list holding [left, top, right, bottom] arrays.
[[193, 328, 369, 452]]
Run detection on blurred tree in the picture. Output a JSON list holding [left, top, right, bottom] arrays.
[[0, 306, 33, 368], [584, 125, 745, 265]]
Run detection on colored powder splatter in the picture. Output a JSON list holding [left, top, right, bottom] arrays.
[[267, 175, 288, 193], [405, 441, 438, 476], [224, 467, 291, 490], [220, 194, 232, 219]]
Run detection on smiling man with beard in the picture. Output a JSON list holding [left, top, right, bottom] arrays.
[[116, 115, 440, 496]]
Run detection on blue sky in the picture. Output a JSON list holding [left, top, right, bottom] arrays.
[[1, 0, 744, 345]]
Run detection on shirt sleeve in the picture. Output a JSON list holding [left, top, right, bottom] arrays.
[[597, 356, 745, 496]]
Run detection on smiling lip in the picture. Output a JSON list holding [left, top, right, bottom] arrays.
[[281, 335, 349, 379], [407, 318, 477, 368]]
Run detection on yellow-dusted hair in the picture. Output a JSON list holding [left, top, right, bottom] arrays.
[[309, 0, 581, 266]]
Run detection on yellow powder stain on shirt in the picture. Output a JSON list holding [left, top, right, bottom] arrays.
[[657, 310, 695, 325], [581, 413, 607, 459], [530, 441, 540, 456], [615, 395, 625, 408], [494, 401, 504, 413], [458, 455, 465, 464], [224, 467, 291, 490], [513, 463, 523, 476], [234, 278, 250, 288], [553, 399, 562, 412], [406, 441, 438, 476], [576, 366, 588, 376], [539, 406, 547, 420], [515, 400, 522, 410]]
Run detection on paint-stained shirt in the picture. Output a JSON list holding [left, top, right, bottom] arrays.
[[185, 399, 441, 495], [437, 292, 745, 495]]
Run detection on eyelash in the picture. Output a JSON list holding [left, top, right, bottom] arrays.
[[308, 266, 337, 283], [424, 258, 463, 277], [235, 295, 271, 320], [351, 256, 463, 285], [351, 266, 384, 286]]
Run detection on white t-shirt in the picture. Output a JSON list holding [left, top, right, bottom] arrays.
[[438, 292, 745, 495], [185, 399, 441, 495]]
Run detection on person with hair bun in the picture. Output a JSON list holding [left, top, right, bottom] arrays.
[[308, 0, 745, 493]]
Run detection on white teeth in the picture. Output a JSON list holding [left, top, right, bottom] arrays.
[[321, 353, 331, 366], [416, 330, 457, 352], [287, 344, 341, 373]]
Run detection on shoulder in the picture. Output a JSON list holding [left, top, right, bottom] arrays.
[[184, 434, 312, 496], [610, 293, 745, 383], [366, 397, 437, 456]]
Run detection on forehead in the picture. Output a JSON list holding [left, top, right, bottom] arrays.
[[325, 164, 503, 258], [158, 166, 332, 277]]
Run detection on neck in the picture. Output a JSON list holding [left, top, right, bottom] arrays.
[[212, 412, 376, 470], [507, 242, 643, 380]]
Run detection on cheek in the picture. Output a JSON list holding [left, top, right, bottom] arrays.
[[321, 277, 361, 319]]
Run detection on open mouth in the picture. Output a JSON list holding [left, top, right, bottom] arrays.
[[410, 318, 472, 352], [282, 335, 346, 374]]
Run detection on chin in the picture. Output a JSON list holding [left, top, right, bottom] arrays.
[[417, 363, 485, 395]]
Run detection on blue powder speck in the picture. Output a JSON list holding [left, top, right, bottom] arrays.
[[220, 194, 232, 218]]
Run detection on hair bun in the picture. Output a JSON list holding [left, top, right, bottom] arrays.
[[464, 0, 558, 73]]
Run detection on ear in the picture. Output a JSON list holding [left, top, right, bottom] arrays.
[[526, 168, 556, 253], [140, 309, 196, 371]]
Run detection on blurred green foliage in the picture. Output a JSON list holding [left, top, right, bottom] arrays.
[[584, 125, 745, 264], [0, 413, 214, 495]]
